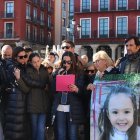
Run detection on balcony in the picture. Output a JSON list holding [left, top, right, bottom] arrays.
[[47, 7, 54, 13], [40, 20, 45, 26], [25, 33, 47, 45], [0, 11, 15, 19], [0, 31, 19, 40], [32, 17, 40, 24], [40, 2, 47, 9]]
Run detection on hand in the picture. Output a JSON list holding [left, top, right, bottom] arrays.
[[69, 84, 79, 93], [87, 83, 95, 91], [14, 68, 20, 80]]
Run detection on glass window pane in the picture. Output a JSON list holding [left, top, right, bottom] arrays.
[[100, 0, 109, 11], [81, 19, 90, 38]]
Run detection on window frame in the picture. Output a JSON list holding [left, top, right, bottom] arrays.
[[80, 18, 91, 38]]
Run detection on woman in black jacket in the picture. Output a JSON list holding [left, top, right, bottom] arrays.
[[5, 47, 28, 140], [19, 52, 50, 140], [52, 51, 85, 140]]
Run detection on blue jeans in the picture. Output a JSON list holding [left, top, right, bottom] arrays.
[[54, 111, 78, 140], [30, 113, 46, 140]]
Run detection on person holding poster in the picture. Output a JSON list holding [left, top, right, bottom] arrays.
[[90, 50, 120, 140], [98, 85, 140, 140], [52, 51, 85, 140]]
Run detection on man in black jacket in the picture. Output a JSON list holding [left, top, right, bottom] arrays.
[[118, 36, 140, 126], [119, 36, 140, 73]]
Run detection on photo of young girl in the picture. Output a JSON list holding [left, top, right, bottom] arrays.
[[98, 85, 140, 140]]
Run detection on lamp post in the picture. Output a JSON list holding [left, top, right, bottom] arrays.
[[66, 19, 81, 42]]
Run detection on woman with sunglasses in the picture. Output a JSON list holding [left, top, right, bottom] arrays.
[[52, 51, 85, 140], [83, 62, 97, 140], [5, 47, 29, 140]]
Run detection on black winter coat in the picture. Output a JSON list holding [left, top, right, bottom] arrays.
[[5, 61, 28, 140], [21, 64, 50, 114]]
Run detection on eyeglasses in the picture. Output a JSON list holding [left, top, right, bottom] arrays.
[[61, 46, 71, 50], [17, 54, 28, 59], [63, 60, 72, 65], [85, 69, 96, 74]]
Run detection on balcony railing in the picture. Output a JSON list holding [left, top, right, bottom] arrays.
[[0, 11, 15, 18], [0, 31, 19, 39]]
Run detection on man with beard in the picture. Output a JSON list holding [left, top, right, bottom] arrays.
[[119, 36, 140, 73], [118, 36, 140, 127]]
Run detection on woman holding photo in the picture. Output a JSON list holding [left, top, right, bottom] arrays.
[[52, 51, 85, 140]]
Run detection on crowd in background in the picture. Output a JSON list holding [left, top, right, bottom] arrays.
[[0, 35, 140, 140]]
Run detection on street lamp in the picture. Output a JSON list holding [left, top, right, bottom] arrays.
[[66, 19, 81, 42]]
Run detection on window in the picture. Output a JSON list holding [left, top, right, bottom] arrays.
[[138, 0, 140, 9], [117, 17, 128, 37], [62, 2, 66, 11], [62, 18, 66, 27], [26, 24, 30, 40], [26, 4, 31, 20], [99, 18, 109, 38], [5, 22, 13, 38], [137, 17, 140, 36], [99, 0, 109, 11], [40, 29, 44, 43], [117, 0, 127, 10], [40, 0, 44, 8], [5, 2, 14, 18], [81, 18, 91, 38], [81, 0, 91, 12], [48, 0, 51, 11], [33, 26, 37, 41], [33, 8, 37, 20], [48, 15, 51, 28], [40, 12, 44, 25]]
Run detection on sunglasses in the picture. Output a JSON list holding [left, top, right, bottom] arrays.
[[63, 60, 72, 65], [61, 46, 71, 50], [17, 54, 28, 59], [85, 70, 95, 74]]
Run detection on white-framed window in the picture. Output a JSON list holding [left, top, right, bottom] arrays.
[[81, 0, 91, 12], [4, 22, 14, 38], [137, 16, 140, 36], [80, 18, 91, 38], [33, 26, 37, 41], [98, 17, 109, 38], [116, 16, 128, 37], [5, 1, 14, 18], [26, 24, 30, 40], [26, 4, 31, 20], [99, 0, 109, 11], [117, 0, 128, 10]]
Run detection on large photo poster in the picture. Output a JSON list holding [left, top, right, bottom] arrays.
[[90, 74, 140, 140]]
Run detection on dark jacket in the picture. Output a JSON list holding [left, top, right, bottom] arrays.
[[5, 60, 28, 140], [119, 50, 140, 73], [22, 64, 50, 113], [52, 69, 85, 124]]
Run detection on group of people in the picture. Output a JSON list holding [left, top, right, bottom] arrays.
[[0, 35, 139, 140]]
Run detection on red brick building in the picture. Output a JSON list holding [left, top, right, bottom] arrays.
[[0, 0, 54, 56], [73, 0, 140, 60]]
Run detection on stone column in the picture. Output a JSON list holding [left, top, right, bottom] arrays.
[[110, 45, 118, 61]]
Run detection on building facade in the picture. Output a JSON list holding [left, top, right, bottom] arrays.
[[73, 0, 140, 61], [0, 0, 54, 57]]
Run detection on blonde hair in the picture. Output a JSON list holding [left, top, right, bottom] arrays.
[[93, 50, 114, 67]]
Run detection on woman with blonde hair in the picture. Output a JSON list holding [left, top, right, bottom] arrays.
[[90, 50, 120, 140], [93, 50, 119, 78]]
